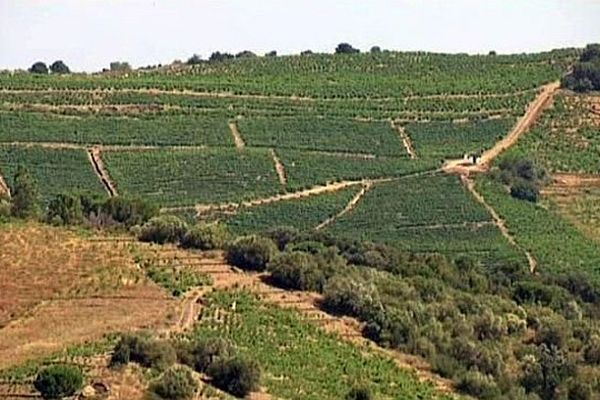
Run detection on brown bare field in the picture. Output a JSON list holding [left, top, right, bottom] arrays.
[[0, 223, 173, 369]]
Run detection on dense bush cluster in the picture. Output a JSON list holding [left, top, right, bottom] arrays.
[[111, 334, 260, 398], [34, 365, 83, 399], [562, 44, 600, 92], [228, 227, 600, 400], [496, 157, 548, 202]]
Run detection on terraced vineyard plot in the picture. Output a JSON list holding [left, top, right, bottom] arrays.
[[0, 146, 106, 201], [0, 111, 233, 146], [545, 185, 600, 242], [278, 150, 438, 189], [508, 93, 600, 173], [103, 148, 282, 206], [237, 117, 405, 156], [406, 118, 515, 159], [192, 290, 451, 400], [0, 50, 574, 98], [221, 186, 360, 234], [477, 177, 600, 280], [326, 175, 521, 261]]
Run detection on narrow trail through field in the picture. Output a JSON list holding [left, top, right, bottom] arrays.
[[461, 176, 537, 273], [0, 172, 10, 198], [87, 147, 118, 197], [315, 182, 373, 230], [0, 141, 208, 152], [154, 249, 455, 395], [391, 121, 417, 159], [269, 149, 287, 185], [443, 81, 560, 175], [0, 87, 536, 103], [228, 121, 245, 149]]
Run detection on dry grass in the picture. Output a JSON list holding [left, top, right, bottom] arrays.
[[0, 222, 173, 369]]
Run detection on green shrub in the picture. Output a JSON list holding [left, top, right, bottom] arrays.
[[138, 216, 188, 244], [34, 365, 83, 399], [583, 335, 600, 365], [267, 251, 326, 292], [207, 356, 260, 397], [185, 338, 235, 373], [10, 166, 39, 219], [180, 223, 228, 250], [510, 180, 540, 203], [264, 226, 300, 250], [345, 385, 373, 400], [110, 334, 176, 370], [46, 193, 84, 225], [149, 366, 197, 400], [225, 235, 277, 271], [100, 196, 158, 227], [456, 370, 499, 399], [322, 276, 382, 320]]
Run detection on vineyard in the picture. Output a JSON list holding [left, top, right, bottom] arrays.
[[0, 49, 583, 266]]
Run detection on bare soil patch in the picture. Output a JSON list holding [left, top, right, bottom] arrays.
[[228, 121, 245, 149], [87, 147, 118, 197], [269, 149, 287, 185]]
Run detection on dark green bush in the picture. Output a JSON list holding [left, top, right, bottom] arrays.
[[34, 365, 83, 399], [110, 334, 176, 371], [138, 216, 188, 244], [456, 370, 500, 399], [264, 226, 300, 251], [149, 367, 197, 400], [510, 180, 540, 203], [207, 356, 260, 397], [180, 223, 228, 250], [46, 193, 83, 225], [267, 251, 326, 292], [345, 385, 373, 400], [225, 236, 277, 271], [185, 338, 235, 373], [100, 196, 158, 227]]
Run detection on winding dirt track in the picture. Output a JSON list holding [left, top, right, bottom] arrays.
[[0, 173, 9, 198], [269, 149, 287, 185], [443, 81, 560, 175], [87, 147, 118, 197], [315, 182, 373, 230], [228, 121, 246, 149], [461, 176, 537, 273], [391, 121, 417, 159]]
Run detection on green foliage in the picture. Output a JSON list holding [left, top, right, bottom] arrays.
[[29, 61, 48, 74], [226, 235, 278, 271], [149, 366, 197, 400], [34, 365, 83, 399], [267, 250, 340, 292], [138, 215, 188, 244], [180, 223, 229, 250], [144, 262, 212, 297], [46, 193, 83, 225], [10, 165, 39, 218], [49, 61, 70, 74], [110, 334, 176, 371], [456, 370, 499, 399], [346, 385, 373, 400], [562, 44, 600, 92], [207, 356, 261, 397], [335, 43, 360, 54], [109, 61, 131, 71], [100, 196, 158, 227]]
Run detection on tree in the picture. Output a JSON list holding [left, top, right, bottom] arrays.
[[10, 166, 39, 218], [34, 365, 83, 399], [225, 235, 277, 271], [109, 61, 131, 71], [510, 180, 540, 203], [209, 52, 234, 63], [186, 54, 203, 65], [265, 50, 277, 57], [335, 43, 360, 54], [49, 60, 70, 74], [370, 46, 382, 53], [46, 193, 83, 225], [346, 385, 373, 400], [138, 215, 188, 244], [207, 356, 260, 397], [180, 223, 229, 250], [149, 367, 197, 400], [29, 61, 48, 74], [300, 50, 314, 56], [236, 50, 256, 59]]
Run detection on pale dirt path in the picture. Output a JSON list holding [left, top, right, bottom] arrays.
[[0, 172, 9, 198], [0, 141, 208, 152], [443, 81, 560, 175], [391, 121, 417, 159], [87, 147, 118, 197], [0, 87, 537, 103], [152, 248, 456, 395], [269, 149, 287, 185], [228, 121, 245, 149], [315, 182, 373, 230], [461, 176, 537, 273], [550, 173, 600, 188]]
